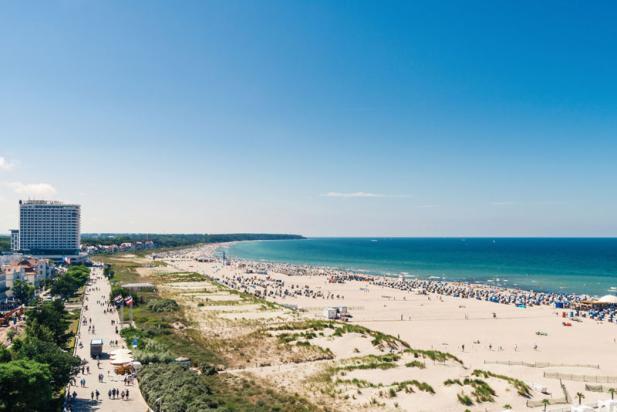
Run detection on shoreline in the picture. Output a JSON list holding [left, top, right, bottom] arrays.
[[221, 239, 617, 298], [217, 242, 605, 304]]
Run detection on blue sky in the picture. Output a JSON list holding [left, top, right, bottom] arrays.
[[1, 1, 616, 236]]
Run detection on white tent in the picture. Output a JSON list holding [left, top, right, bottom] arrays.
[[597, 399, 617, 411], [110, 355, 134, 365], [110, 348, 132, 356], [598, 295, 617, 304], [571, 405, 594, 412]]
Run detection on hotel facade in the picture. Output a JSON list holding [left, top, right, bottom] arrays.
[[11, 200, 81, 256]]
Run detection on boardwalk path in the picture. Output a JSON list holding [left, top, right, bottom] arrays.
[[67, 265, 150, 412]]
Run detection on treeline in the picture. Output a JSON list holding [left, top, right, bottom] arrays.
[[0, 265, 90, 411], [81, 233, 305, 247]]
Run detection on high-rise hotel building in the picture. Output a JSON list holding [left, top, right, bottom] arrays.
[[11, 200, 81, 256]]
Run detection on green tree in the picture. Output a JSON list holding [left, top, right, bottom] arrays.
[[25, 300, 69, 347], [12, 280, 35, 305], [0, 359, 53, 412], [50, 265, 90, 300], [50, 274, 80, 299], [609, 388, 616, 400], [576, 392, 585, 405], [12, 336, 80, 392]]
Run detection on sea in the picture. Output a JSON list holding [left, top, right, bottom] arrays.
[[226, 238, 617, 297]]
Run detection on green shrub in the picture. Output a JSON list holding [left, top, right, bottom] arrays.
[[139, 363, 316, 411], [472, 369, 531, 398], [405, 360, 426, 369], [147, 299, 179, 313], [458, 392, 473, 406]]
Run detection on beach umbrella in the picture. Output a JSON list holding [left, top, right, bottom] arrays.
[[598, 295, 617, 304]]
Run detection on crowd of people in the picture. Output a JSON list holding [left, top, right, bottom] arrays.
[[217, 273, 344, 300]]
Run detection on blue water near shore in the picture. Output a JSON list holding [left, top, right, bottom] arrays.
[[226, 238, 617, 296]]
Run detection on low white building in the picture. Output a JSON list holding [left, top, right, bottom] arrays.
[[1, 257, 54, 295]]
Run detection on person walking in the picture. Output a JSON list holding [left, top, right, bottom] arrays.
[[91, 391, 94, 402], [95, 389, 100, 401], [108, 389, 111, 399], [125, 389, 129, 399]]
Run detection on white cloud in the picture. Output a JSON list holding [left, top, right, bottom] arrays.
[[6, 182, 57, 198], [321, 192, 411, 199], [0, 157, 15, 171]]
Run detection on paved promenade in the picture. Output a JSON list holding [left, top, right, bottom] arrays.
[[66, 265, 149, 412]]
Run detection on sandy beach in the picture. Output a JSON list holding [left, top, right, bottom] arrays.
[[150, 244, 617, 412]]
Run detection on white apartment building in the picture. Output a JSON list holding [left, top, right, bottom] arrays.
[[14, 200, 81, 256]]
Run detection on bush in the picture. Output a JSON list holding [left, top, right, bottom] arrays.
[[405, 360, 426, 369], [147, 299, 179, 313], [139, 363, 315, 411], [458, 392, 473, 406]]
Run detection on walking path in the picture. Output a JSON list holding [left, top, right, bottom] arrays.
[[66, 265, 149, 412]]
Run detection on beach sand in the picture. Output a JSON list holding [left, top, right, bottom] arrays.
[[161, 246, 617, 411]]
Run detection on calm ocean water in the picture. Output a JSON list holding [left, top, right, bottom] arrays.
[[226, 238, 617, 296]]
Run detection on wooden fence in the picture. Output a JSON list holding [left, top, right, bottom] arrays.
[[484, 360, 599, 369], [544, 372, 617, 383]]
